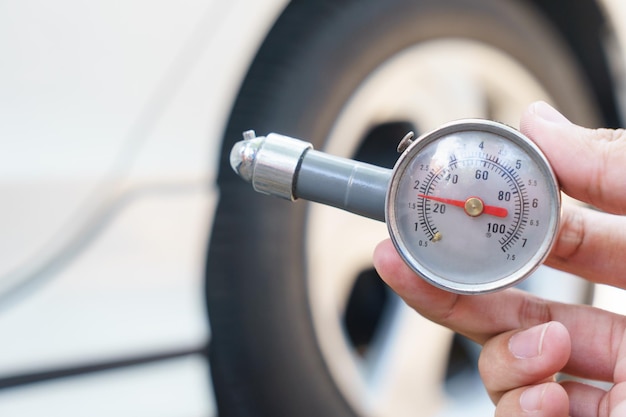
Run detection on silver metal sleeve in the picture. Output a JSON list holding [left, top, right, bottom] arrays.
[[295, 150, 391, 222], [230, 133, 313, 200]]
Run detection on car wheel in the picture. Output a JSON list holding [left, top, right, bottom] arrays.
[[207, 0, 604, 416]]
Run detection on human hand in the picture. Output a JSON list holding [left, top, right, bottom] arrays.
[[373, 101, 626, 416]]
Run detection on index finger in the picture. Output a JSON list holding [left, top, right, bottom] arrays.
[[520, 101, 626, 214], [519, 102, 626, 288]]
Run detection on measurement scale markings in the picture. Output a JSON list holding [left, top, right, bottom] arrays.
[[417, 156, 531, 250]]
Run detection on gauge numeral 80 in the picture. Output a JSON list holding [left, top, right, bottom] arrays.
[[498, 191, 511, 201]]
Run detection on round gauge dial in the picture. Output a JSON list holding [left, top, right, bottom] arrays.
[[386, 120, 560, 294]]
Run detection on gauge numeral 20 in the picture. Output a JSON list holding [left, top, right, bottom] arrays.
[[432, 203, 446, 214]]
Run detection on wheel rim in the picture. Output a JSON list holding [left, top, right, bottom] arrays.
[[305, 39, 587, 417]]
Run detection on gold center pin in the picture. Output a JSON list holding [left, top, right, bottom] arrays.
[[464, 197, 484, 217]]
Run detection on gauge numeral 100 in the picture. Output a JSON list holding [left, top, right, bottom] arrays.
[[487, 222, 506, 234]]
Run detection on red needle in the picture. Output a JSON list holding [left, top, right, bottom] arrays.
[[418, 194, 508, 218]]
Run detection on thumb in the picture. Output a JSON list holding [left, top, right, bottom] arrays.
[[520, 101, 626, 214]]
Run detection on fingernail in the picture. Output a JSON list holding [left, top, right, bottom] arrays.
[[531, 101, 571, 125], [520, 384, 547, 413], [509, 322, 551, 359], [611, 399, 626, 417]]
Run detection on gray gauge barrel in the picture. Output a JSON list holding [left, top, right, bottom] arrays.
[[230, 131, 391, 222], [297, 150, 390, 221]]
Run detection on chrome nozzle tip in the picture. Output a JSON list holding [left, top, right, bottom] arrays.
[[229, 131, 313, 200], [230, 136, 263, 182]]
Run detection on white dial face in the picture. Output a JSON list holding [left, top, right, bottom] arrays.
[[387, 121, 559, 294]]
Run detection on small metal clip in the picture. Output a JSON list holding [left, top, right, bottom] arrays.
[[396, 131, 414, 153], [242, 130, 257, 140]]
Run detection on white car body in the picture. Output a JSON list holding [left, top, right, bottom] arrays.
[[0, 0, 624, 415], [0, 1, 286, 415]]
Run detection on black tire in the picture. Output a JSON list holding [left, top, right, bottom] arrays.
[[206, 0, 604, 416]]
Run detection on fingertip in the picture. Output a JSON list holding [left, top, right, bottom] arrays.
[[372, 238, 394, 268], [372, 238, 417, 291], [526, 101, 572, 125], [481, 321, 571, 400], [510, 321, 571, 367], [372, 239, 401, 286], [519, 102, 595, 207], [506, 321, 570, 359], [520, 100, 570, 133], [496, 382, 569, 417], [543, 321, 572, 370], [520, 101, 626, 213], [521, 382, 569, 416], [519, 385, 544, 413], [546, 321, 571, 348], [519, 101, 573, 157], [536, 382, 569, 416]]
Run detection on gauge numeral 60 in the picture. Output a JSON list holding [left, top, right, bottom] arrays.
[[475, 169, 489, 180]]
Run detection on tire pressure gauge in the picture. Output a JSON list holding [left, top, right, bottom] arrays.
[[230, 120, 560, 294], [387, 120, 559, 293]]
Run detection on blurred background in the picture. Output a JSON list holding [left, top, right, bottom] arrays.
[[1, 0, 626, 416]]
